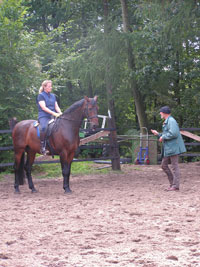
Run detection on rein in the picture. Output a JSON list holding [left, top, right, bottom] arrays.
[[58, 102, 98, 123], [58, 116, 83, 123]]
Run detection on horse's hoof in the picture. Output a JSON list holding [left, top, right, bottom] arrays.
[[31, 188, 38, 193], [64, 189, 72, 194], [14, 190, 20, 194]]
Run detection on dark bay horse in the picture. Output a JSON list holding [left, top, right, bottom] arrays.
[[11, 96, 99, 194]]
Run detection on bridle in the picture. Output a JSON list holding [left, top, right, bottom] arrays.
[[84, 102, 98, 123]]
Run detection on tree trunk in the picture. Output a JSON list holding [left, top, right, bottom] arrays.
[[106, 65, 121, 170], [120, 0, 148, 133], [103, 0, 121, 170], [88, 79, 93, 98], [173, 51, 183, 125]]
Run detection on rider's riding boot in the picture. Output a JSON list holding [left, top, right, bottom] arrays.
[[40, 132, 47, 155]]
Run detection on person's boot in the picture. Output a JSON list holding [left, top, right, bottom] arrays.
[[40, 132, 47, 155]]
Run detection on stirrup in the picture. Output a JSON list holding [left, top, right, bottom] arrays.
[[40, 147, 47, 155], [40, 142, 47, 155]]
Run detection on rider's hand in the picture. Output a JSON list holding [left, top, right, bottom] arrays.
[[54, 112, 62, 118]]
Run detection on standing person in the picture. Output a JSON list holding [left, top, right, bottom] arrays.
[[151, 106, 186, 191], [37, 80, 62, 154]]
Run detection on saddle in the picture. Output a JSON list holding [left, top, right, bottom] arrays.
[[33, 119, 55, 138]]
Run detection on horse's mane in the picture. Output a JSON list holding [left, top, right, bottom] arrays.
[[63, 99, 85, 115]]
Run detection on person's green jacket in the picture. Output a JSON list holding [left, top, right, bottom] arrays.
[[158, 116, 186, 157]]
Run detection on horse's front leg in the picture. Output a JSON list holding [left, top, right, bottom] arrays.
[[24, 150, 37, 193], [60, 156, 72, 194]]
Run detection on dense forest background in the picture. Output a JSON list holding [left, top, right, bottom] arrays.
[[0, 0, 199, 136]]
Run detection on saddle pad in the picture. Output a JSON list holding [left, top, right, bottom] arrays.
[[33, 121, 39, 127], [33, 121, 40, 138]]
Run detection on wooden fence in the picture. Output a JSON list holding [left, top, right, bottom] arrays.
[[1, 128, 200, 168], [179, 128, 200, 158], [0, 128, 118, 168]]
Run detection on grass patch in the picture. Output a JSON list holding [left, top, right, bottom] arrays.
[[0, 161, 112, 180], [32, 161, 110, 179], [0, 167, 13, 181]]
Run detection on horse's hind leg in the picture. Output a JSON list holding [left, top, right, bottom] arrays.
[[14, 150, 25, 194], [24, 149, 37, 193]]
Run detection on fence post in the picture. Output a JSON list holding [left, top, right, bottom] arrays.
[[107, 113, 121, 170]]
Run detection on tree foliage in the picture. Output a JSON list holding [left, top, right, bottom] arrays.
[[0, 0, 42, 128], [0, 0, 199, 135]]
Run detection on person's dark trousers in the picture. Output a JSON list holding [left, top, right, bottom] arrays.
[[161, 155, 180, 189], [38, 117, 49, 155], [40, 131, 47, 155]]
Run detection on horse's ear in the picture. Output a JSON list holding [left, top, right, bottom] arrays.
[[84, 96, 89, 102], [94, 95, 98, 102]]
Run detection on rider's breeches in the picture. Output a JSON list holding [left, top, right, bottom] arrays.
[[38, 117, 50, 133]]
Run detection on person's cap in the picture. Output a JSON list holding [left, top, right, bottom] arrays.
[[160, 106, 171, 114]]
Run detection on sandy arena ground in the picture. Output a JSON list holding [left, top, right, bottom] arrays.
[[0, 162, 200, 267]]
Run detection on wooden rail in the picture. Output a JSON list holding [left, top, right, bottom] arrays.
[[1, 127, 200, 167], [180, 130, 200, 142], [180, 128, 200, 157], [0, 129, 111, 168], [80, 131, 110, 145]]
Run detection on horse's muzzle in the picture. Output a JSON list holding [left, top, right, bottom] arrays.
[[90, 118, 99, 130]]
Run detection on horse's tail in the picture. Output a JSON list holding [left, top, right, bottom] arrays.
[[9, 117, 25, 185], [17, 152, 25, 185], [9, 117, 17, 131]]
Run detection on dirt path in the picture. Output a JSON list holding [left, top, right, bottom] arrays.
[[0, 162, 200, 267]]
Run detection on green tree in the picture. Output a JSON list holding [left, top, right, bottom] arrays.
[[0, 0, 41, 128], [0, 0, 41, 164], [120, 0, 148, 133], [135, 0, 200, 128]]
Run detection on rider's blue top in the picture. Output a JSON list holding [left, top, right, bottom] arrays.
[[37, 91, 56, 119]]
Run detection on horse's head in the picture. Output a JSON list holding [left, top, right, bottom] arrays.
[[84, 96, 99, 129]]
